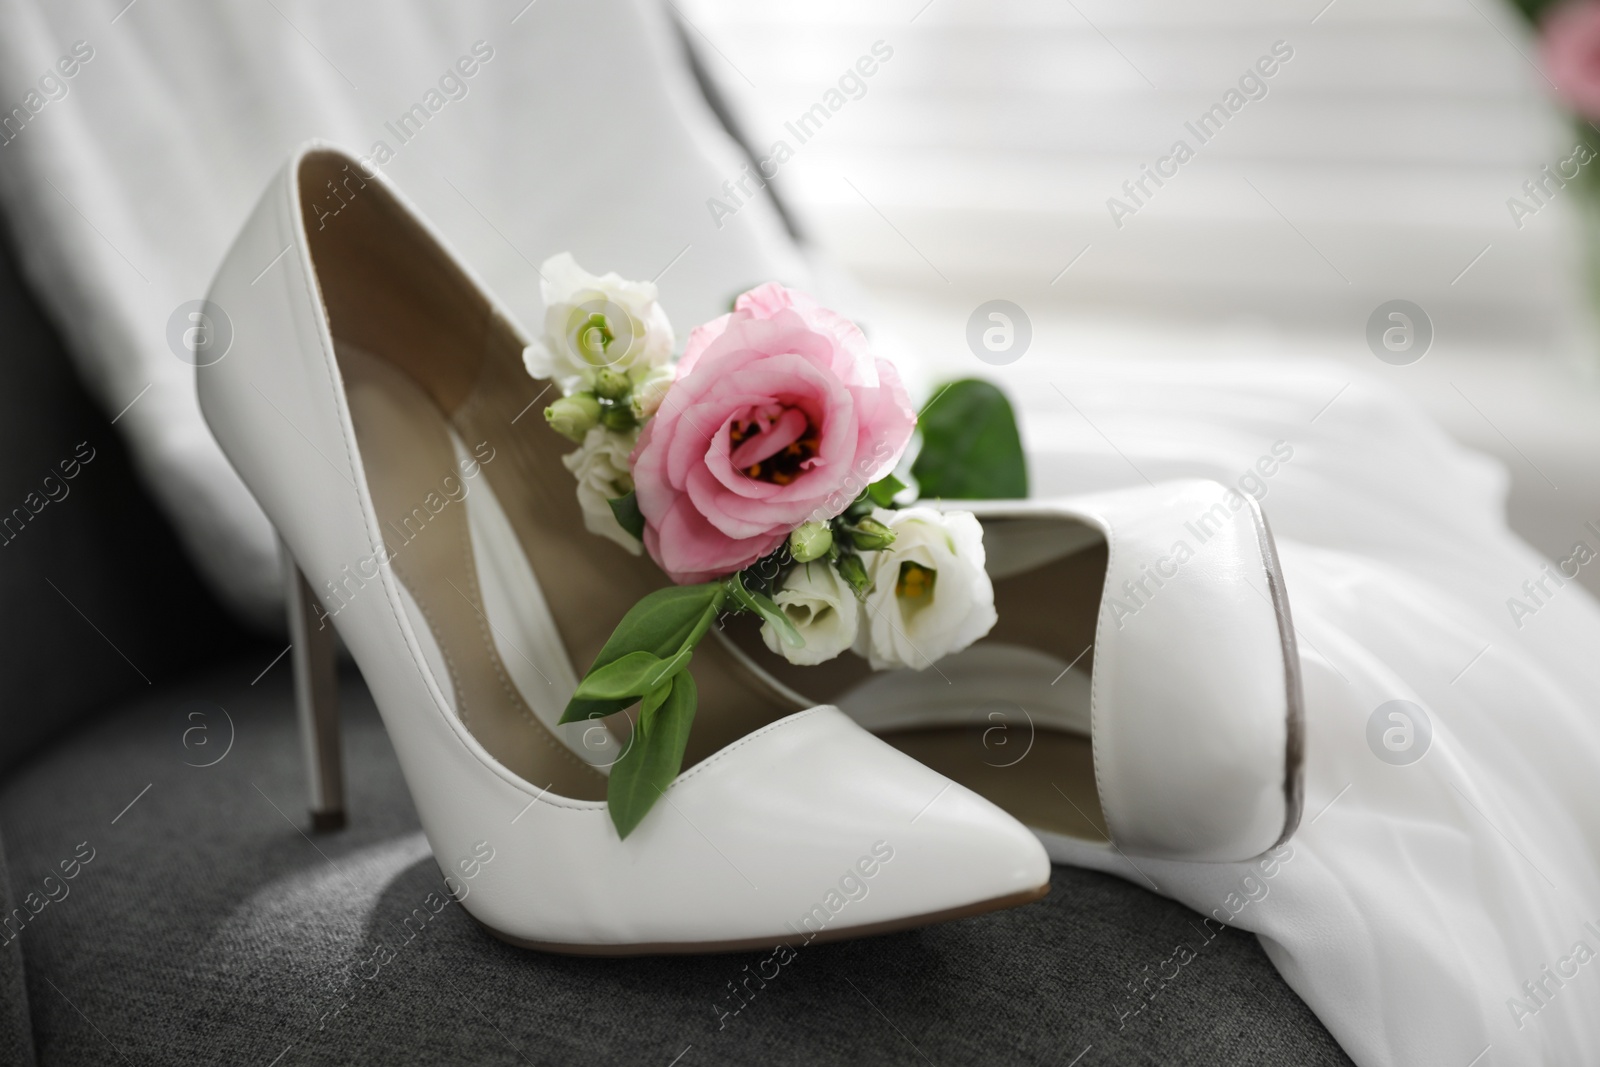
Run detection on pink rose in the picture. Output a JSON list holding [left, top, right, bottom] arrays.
[[1544, 2, 1600, 119], [631, 283, 916, 584]]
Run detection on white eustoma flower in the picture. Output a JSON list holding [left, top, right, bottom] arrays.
[[761, 561, 861, 666], [524, 253, 674, 392], [628, 365, 677, 421], [857, 506, 996, 671], [561, 426, 642, 555]]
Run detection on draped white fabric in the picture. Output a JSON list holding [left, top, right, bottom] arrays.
[[2, 0, 1599, 1063], [1003, 353, 1600, 1065], [0, 0, 811, 623]]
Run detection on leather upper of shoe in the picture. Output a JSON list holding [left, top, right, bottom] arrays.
[[469, 705, 1048, 947], [195, 142, 1048, 946], [720, 481, 1304, 865], [972, 486, 1302, 862]]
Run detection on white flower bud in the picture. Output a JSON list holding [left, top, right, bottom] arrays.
[[855, 507, 996, 671], [561, 427, 642, 555], [544, 393, 601, 442], [761, 562, 860, 666], [629, 366, 676, 421], [592, 367, 631, 401], [788, 521, 833, 563]]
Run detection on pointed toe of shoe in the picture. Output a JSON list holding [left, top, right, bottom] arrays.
[[477, 706, 1050, 953], [884, 775, 1054, 913], [669, 706, 1051, 944]]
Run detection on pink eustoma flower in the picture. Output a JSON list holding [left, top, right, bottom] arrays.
[[1544, 1, 1600, 119], [632, 283, 916, 584]]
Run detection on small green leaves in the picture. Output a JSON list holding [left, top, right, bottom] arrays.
[[599, 405, 637, 432], [1504, 0, 1558, 29], [836, 553, 870, 597], [864, 473, 905, 508], [725, 571, 803, 649], [560, 584, 724, 837], [572, 647, 693, 701], [607, 491, 646, 541], [607, 672, 697, 838], [560, 582, 723, 725], [913, 379, 1027, 500]]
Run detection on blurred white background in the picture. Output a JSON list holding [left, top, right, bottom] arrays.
[[683, 0, 1600, 591]]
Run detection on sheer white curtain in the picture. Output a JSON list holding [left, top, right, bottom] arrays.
[[683, 0, 1600, 591], [685, 0, 1580, 340]]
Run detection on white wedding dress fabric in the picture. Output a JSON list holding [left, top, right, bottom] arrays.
[[2, 1, 1598, 1064], [1008, 357, 1600, 1066]]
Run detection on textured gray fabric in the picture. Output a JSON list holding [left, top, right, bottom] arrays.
[[0, 657, 1352, 1066], [0, 826, 38, 1067], [0, 223, 252, 1067]]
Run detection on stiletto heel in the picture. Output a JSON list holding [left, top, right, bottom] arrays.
[[282, 541, 345, 832]]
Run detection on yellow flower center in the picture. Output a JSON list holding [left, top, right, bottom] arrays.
[[895, 561, 937, 616]]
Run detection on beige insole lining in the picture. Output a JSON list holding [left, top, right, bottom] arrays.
[[343, 343, 609, 799], [723, 539, 1111, 841], [339, 335, 808, 798], [307, 148, 807, 796]]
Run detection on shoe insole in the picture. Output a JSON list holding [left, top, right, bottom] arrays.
[[439, 328, 811, 764], [881, 725, 1106, 841], [719, 532, 1111, 843], [339, 335, 808, 797], [343, 341, 611, 798], [303, 148, 806, 793]]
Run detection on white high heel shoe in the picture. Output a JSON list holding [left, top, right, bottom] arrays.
[[197, 143, 1049, 954], [721, 480, 1305, 864]]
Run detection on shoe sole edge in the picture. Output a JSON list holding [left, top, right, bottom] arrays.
[[474, 882, 1051, 957]]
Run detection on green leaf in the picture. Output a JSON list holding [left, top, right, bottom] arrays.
[[912, 379, 1027, 499], [560, 583, 723, 723], [725, 572, 804, 649], [573, 647, 693, 701], [679, 597, 722, 653], [865, 473, 905, 508], [1505, 0, 1557, 25], [608, 671, 698, 838], [573, 651, 661, 701], [595, 583, 724, 663], [639, 679, 673, 719], [561, 695, 636, 729], [607, 491, 645, 541], [836, 552, 870, 597]]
